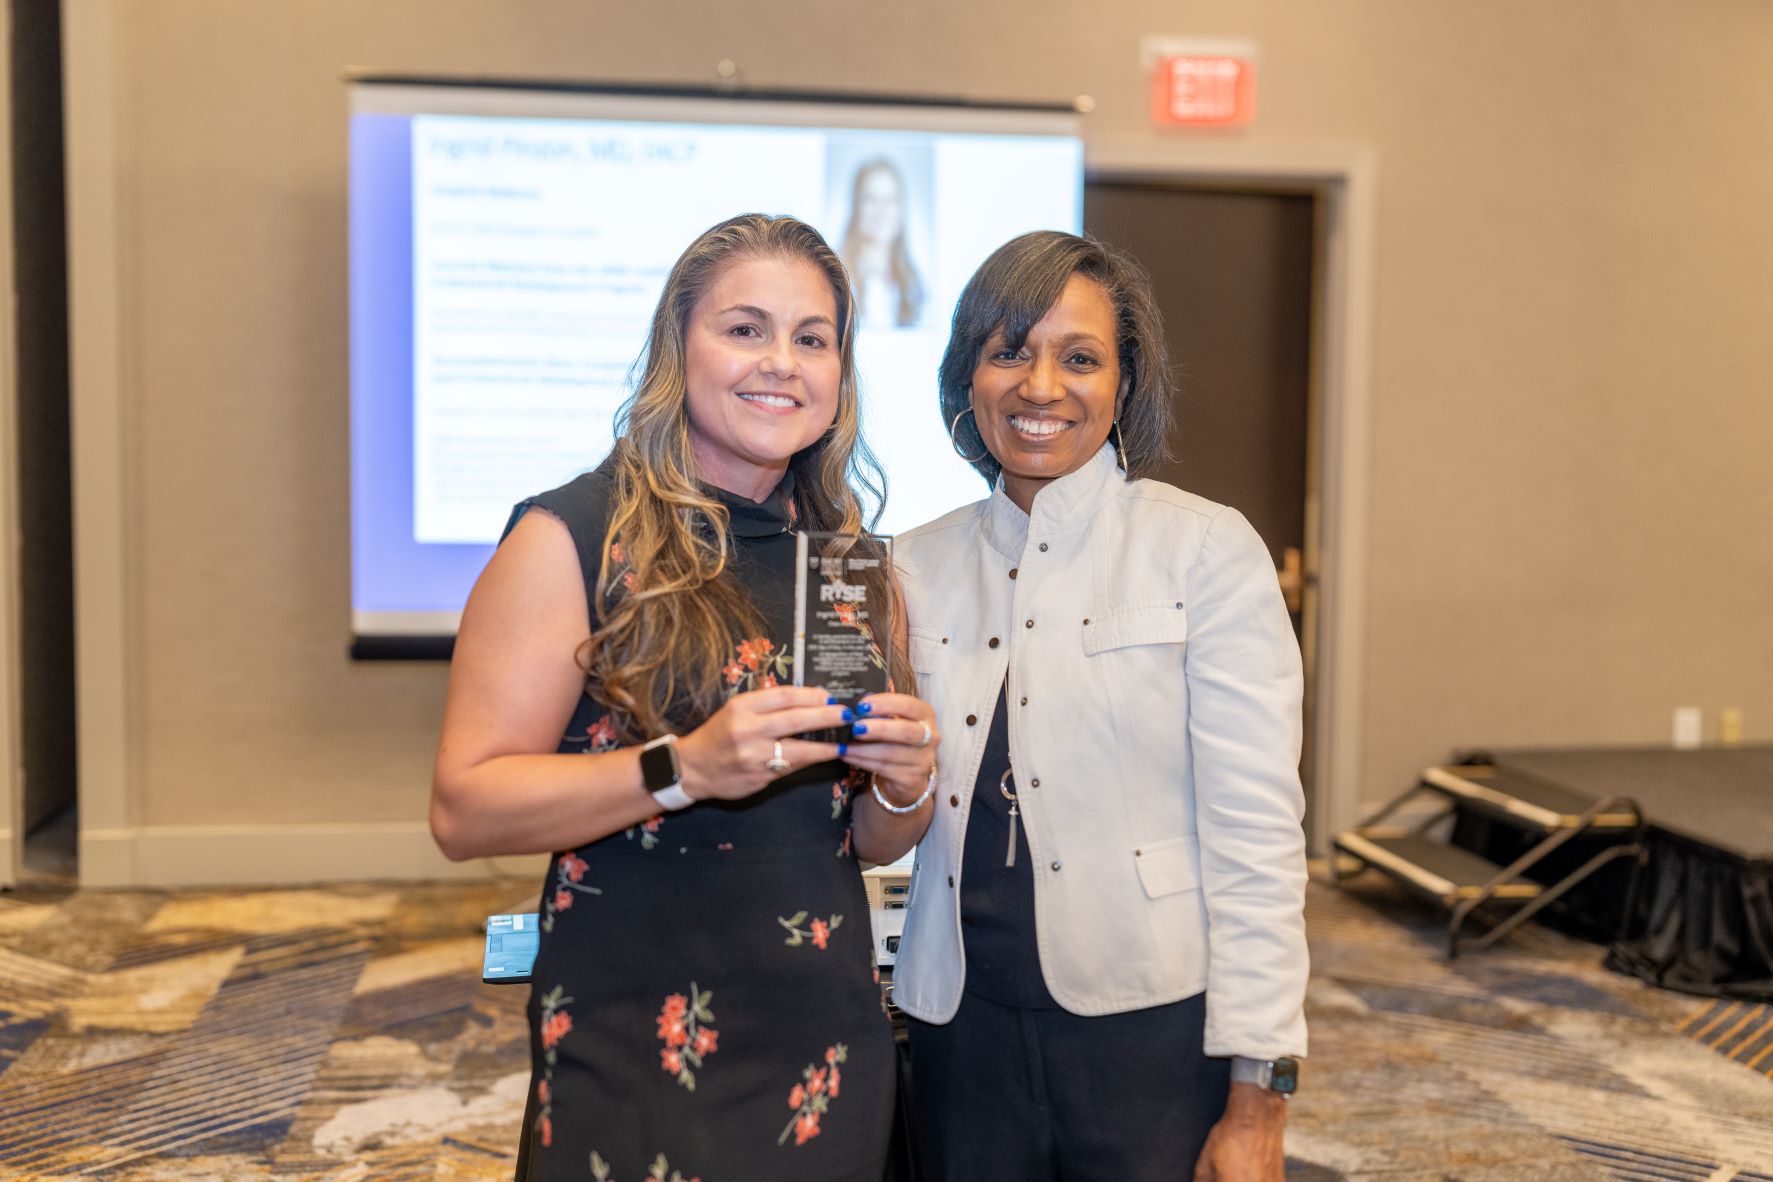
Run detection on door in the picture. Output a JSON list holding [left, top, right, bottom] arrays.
[[1083, 182, 1319, 826]]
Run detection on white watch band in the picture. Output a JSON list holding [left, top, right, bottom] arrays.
[[650, 783, 694, 813]]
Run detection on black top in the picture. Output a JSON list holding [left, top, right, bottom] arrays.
[[959, 682, 1059, 1009], [506, 456, 894, 1181]]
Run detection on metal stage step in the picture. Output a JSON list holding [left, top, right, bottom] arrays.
[[1420, 765, 1640, 831], [1331, 764, 1646, 957], [1333, 829, 1541, 905]]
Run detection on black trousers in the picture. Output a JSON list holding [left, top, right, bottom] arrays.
[[905, 990, 1229, 1182]]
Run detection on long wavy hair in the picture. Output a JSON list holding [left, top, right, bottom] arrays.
[[841, 158, 925, 327], [587, 213, 913, 740]]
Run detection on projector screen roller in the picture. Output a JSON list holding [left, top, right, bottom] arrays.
[[350, 81, 1083, 645]]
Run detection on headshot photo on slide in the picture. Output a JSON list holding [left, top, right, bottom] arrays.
[[826, 141, 935, 331]]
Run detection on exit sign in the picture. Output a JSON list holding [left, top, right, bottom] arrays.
[[1143, 37, 1258, 127]]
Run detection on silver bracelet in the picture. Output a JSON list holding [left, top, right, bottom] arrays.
[[871, 766, 937, 815]]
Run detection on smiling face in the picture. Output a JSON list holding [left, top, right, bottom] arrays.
[[682, 254, 843, 500], [969, 272, 1122, 512]]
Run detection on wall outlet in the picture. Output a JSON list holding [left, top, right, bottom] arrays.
[[1672, 706, 1703, 750]]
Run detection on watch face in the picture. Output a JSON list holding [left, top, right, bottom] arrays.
[[1271, 1057, 1299, 1094], [639, 738, 681, 790]]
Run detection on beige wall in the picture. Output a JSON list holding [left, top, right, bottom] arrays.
[[67, 0, 1773, 881]]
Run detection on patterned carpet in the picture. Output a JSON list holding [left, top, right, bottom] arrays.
[[0, 874, 1768, 1180]]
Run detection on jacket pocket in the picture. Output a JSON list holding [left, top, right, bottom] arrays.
[[909, 627, 949, 676], [1082, 601, 1189, 655], [1133, 835, 1202, 898]]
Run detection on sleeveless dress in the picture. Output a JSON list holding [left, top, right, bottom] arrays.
[[510, 459, 895, 1182]]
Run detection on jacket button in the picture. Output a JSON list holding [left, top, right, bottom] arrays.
[[1050, 861, 1062, 872], [1019, 697, 1028, 707], [1030, 778, 1041, 789], [1008, 567, 1018, 580], [1024, 619, 1034, 629], [941, 637, 949, 644], [966, 714, 978, 726], [1038, 542, 1049, 553], [949, 794, 960, 808], [988, 637, 1000, 649], [947, 875, 955, 887], [1175, 601, 1183, 610]]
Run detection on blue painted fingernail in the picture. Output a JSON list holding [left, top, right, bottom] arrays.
[[853, 723, 869, 736], [837, 743, 848, 757], [841, 708, 855, 722], [857, 702, 874, 715], [826, 695, 840, 705]]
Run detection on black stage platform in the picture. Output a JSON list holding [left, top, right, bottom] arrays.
[[1453, 745, 1773, 1001]]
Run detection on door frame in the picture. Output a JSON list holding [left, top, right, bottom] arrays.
[[0, 0, 23, 888], [1085, 137, 1376, 854]]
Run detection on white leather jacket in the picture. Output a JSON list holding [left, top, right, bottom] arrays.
[[892, 444, 1308, 1059]]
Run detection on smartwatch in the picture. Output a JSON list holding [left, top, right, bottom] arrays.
[[639, 734, 693, 812], [1230, 1056, 1300, 1096]]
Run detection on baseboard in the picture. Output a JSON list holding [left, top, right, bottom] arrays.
[[77, 823, 548, 888]]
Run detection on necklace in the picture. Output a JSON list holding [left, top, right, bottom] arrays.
[[999, 765, 1019, 868]]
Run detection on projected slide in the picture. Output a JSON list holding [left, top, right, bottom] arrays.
[[351, 86, 1082, 638]]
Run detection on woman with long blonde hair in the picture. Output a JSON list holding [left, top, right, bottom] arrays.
[[841, 157, 925, 329], [431, 214, 939, 1181]]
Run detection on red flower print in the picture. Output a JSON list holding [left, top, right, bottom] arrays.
[[608, 541, 625, 564], [736, 637, 773, 671], [561, 853, 589, 883], [657, 984, 716, 1090], [656, 1012, 687, 1046], [622, 571, 636, 591], [723, 661, 744, 686], [537, 1079, 549, 1103], [554, 889, 573, 912], [643, 815, 663, 833], [780, 1044, 847, 1147], [833, 600, 858, 628], [541, 1010, 573, 1050], [541, 1114, 552, 1147], [779, 911, 843, 949], [585, 716, 617, 749], [761, 674, 778, 689]]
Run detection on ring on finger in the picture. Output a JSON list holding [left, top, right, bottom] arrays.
[[916, 720, 932, 749], [765, 739, 791, 776]]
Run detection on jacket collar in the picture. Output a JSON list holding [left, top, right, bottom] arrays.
[[981, 443, 1123, 562]]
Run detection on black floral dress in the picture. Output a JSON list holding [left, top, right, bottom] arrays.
[[511, 459, 894, 1182]]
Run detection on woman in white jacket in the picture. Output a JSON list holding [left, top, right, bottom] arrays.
[[893, 231, 1308, 1182]]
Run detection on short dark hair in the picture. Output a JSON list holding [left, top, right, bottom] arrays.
[[938, 230, 1174, 486]]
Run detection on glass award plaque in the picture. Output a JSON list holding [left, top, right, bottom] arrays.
[[792, 531, 893, 707]]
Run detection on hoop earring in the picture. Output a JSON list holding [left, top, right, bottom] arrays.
[[949, 407, 989, 464]]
